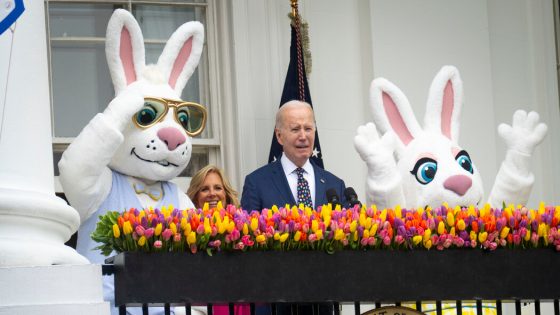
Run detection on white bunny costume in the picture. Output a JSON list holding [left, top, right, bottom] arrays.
[[58, 9, 205, 315], [354, 66, 547, 210]]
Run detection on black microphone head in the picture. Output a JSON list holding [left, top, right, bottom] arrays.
[[326, 188, 341, 205], [344, 187, 361, 207]]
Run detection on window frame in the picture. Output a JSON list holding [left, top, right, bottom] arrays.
[[45, 0, 223, 192]]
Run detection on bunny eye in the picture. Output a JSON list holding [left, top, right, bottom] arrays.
[[410, 157, 438, 185], [135, 101, 165, 127], [176, 109, 190, 130], [455, 150, 473, 174]]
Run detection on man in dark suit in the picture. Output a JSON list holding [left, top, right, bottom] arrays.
[[241, 100, 346, 315], [241, 100, 346, 211]]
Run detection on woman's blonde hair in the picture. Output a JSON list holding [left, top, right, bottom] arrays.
[[187, 164, 240, 208]]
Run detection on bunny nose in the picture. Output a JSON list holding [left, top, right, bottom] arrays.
[[443, 175, 472, 196], [157, 127, 186, 151]]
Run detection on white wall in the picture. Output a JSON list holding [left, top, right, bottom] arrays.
[[230, 0, 560, 207]]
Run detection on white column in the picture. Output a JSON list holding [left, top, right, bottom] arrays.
[[0, 0, 87, 267], [0, 2, 109, 313]]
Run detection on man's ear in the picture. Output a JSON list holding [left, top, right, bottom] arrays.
[[275, 128, 283, 146]]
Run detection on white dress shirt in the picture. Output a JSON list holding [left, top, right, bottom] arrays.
[[280, 153, 315, 207]]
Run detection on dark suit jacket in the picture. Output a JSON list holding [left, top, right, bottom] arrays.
[[241, 159, 346, 211]]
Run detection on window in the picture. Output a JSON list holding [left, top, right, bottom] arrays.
[[45, 0, 221, 192]]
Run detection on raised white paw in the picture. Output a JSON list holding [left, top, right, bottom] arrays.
[[498, 110, 548, 156]]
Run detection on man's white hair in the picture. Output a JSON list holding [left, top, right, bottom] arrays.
[[275, 100, 315, 129]]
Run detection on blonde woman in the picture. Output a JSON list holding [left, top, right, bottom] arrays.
[[187, 165, 240, 209]]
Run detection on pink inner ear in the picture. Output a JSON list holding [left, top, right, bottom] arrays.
[[383, 92, 414, 145], [169, 37, 193, 89], [120, 27, 136, 85], [441, 81, 454, 139]]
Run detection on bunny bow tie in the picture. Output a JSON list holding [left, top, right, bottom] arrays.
[[133, 182, 163, 201]]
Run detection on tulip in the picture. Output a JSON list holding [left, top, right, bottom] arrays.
[[256, 235, 266, 243], [123, 221, 133, 235], [138, 236, 146, 246], [155, 223, 162, 236], [112, 224, 121, 238], [154, 240, 162, 249], [279, 233, 289, 243], [187, 231, 196, 245]]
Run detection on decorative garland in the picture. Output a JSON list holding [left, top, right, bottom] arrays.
[[92, 203, 560, 256]]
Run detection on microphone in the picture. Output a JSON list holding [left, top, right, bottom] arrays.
[[344, 187, 362, 208], [326, 188, 342, 207]]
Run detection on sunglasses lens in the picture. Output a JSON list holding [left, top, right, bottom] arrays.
[[135, 100, 166, 127], [177, 106, 205, 134]]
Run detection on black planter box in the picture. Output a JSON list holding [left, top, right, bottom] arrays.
[[111, 249, 560, 307]]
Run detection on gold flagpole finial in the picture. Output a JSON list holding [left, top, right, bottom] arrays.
[[290, 0, 298, 18]]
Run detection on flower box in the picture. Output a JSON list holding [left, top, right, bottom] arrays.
[[110, 249, 560, 307]]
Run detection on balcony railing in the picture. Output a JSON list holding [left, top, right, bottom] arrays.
[[105, 249, 560, 315]]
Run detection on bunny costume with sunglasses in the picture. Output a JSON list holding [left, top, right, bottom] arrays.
[[58, 9, 205, 314], [354, 66, 547, 210]]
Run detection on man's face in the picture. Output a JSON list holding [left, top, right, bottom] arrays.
[[275, 104, 316, 167]]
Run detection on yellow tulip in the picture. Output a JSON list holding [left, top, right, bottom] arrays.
[[334, 229, 345, 241], [187, 231, 196, 245], [256, 235, 266, 243], [202, 202, 209, 212], [324, 216, 331, 228], [170, 222, 177, 235], [138, 236, 146, 246], [423, 229, 431, 242], [311, 220, 318, 232], [123, 221, 133, 235], [363, 229, 370, 239], [112, 224, 121, 238], [316, 229, 323, 240], [470, 231, 477, 241], [294, 231, 302, 242], [395, 205, 402, 219], [380, 209, 387, 221], [370, 223, 378, 236], [353, 231, 358, 241], [450, 227, 456, 237], [438, 221, 445, 235], [217, 201, 223, 210], [478, 231, 488, 243], [274, 232, 280, 240], [413, 235, 422, 245], [424, 239, 432, 250], [250, 218, 258, 232], [538, 223, 547, 237], [204, 217, 212, 234], [446, 212, 455, 227], [457, 219, 466, 231], [279, 233, 289, 243], [350, 221, 357, 233], [524, 229, 531, 241], [180, 217, 188, 230], [243, 223, 249, 235], [227, 221, 235, 233], [155, 223, 162, 236], [500, 227, 510, 239]]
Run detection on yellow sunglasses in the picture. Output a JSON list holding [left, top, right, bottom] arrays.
[[132, 97, 207, 137]]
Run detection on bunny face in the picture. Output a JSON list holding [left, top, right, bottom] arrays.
[[398, 132, 484, 208], [103, 10, 205, 181], [370, 66, 484, 208]]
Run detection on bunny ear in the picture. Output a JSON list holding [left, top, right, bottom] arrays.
[[424, 65, 463, 142], [370, 78, 422, 146], [105, 9, 145, 94], [157, 21, 204, 96]]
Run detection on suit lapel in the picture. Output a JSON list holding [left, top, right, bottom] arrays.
[[271, 161, 297, 205], [312, 162, 327, 207]]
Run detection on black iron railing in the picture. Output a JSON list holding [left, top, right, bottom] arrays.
[[105, 249, 560, 315]]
